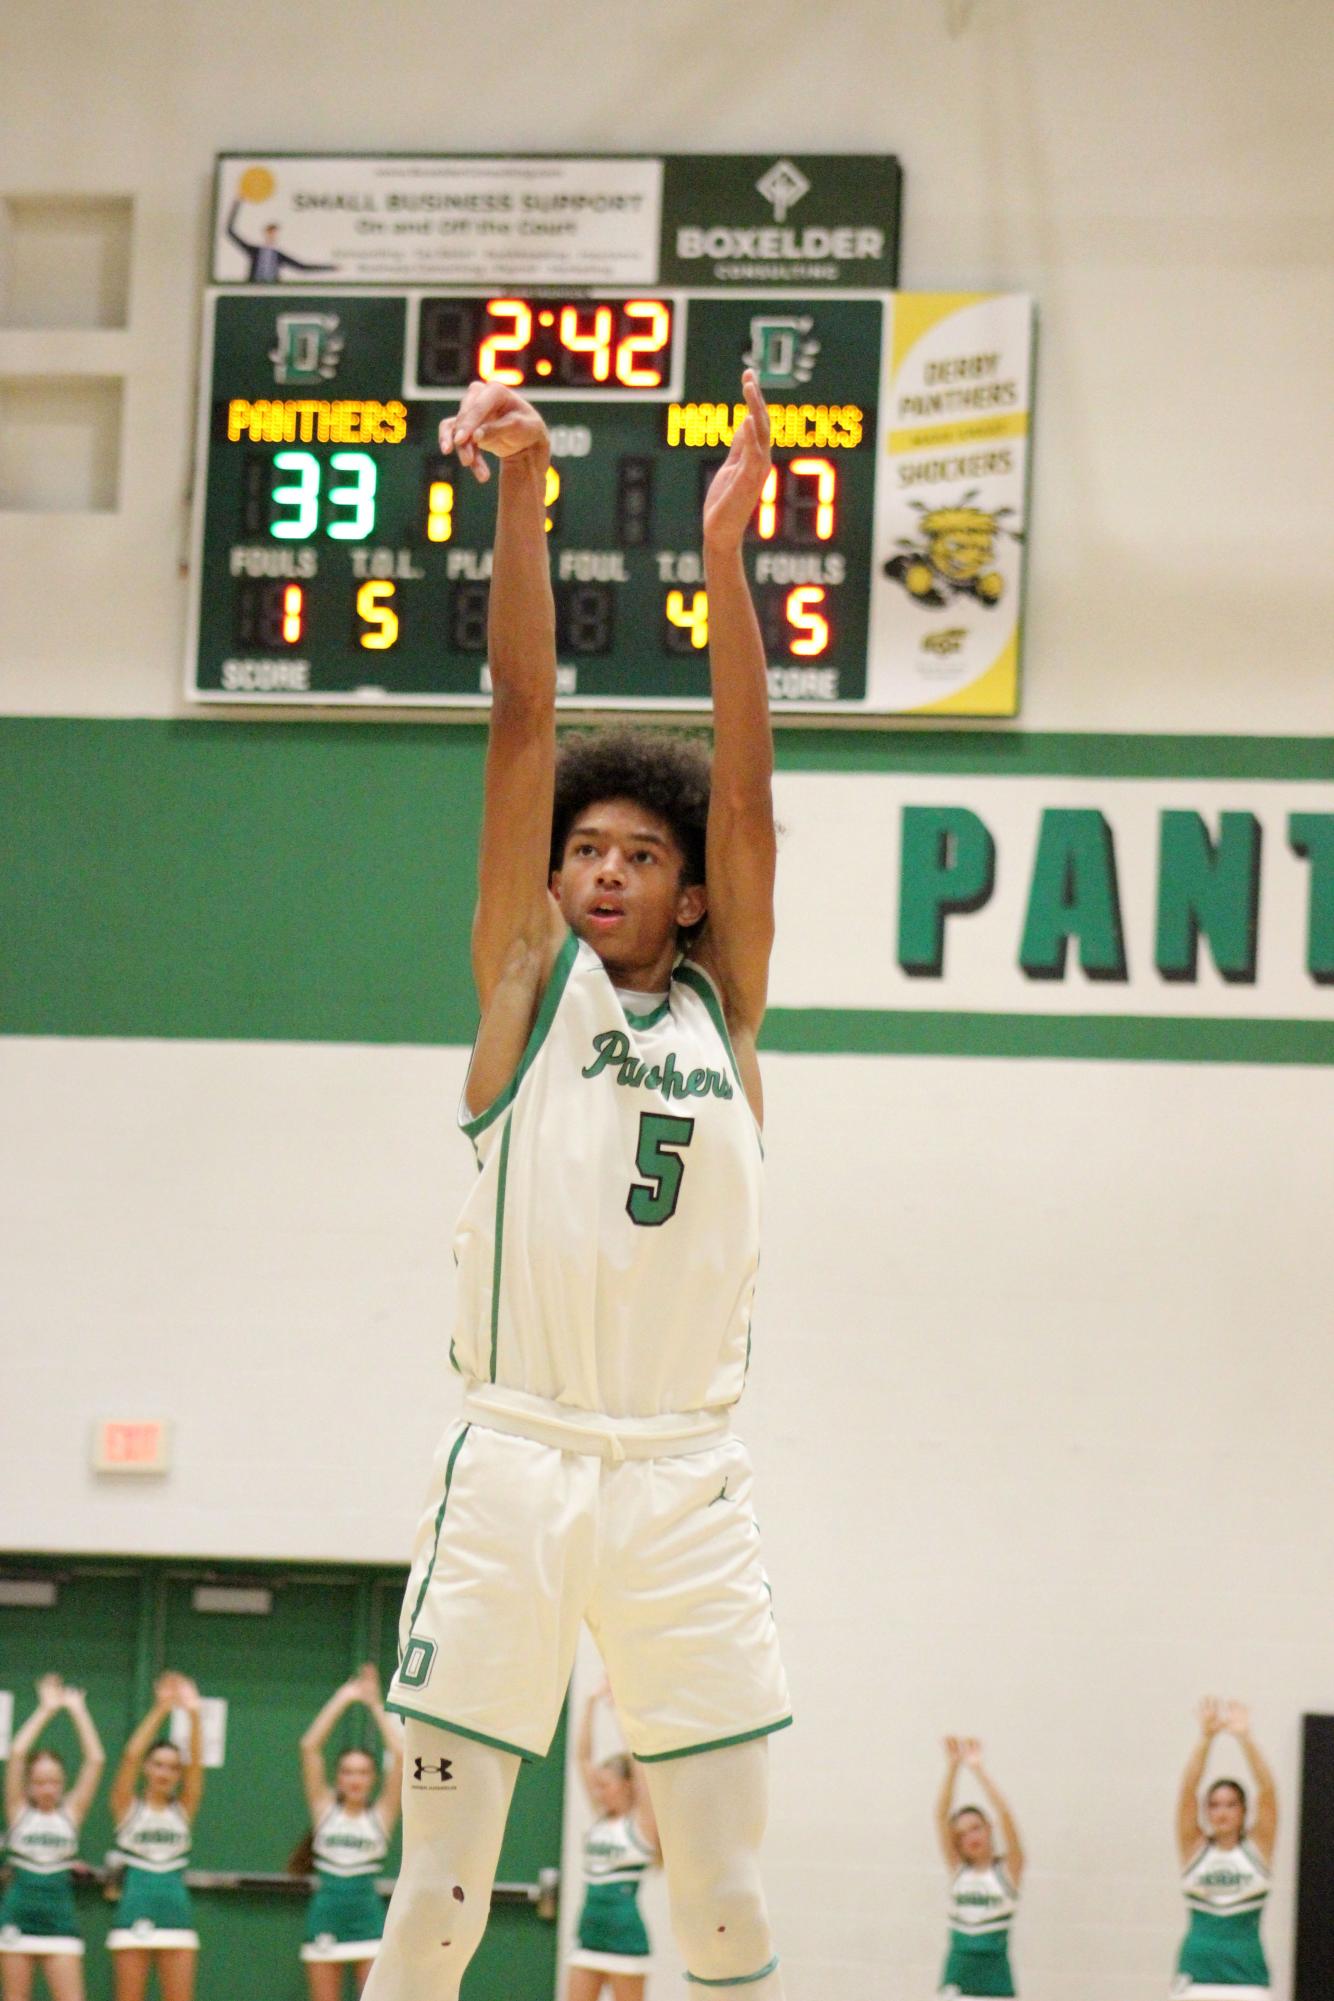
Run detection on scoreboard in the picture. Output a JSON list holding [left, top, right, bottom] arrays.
[[189, 155, 1033, 718]]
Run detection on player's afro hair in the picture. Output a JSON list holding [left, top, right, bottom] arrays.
[[549, 727, 712, 885]]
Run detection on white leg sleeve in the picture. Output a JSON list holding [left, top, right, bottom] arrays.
[[643, 1739, 785, 1997], [361, 1721, 519, 2001]]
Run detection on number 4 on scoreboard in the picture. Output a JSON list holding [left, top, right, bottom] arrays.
[[664, 586, 832, 660], [664, 589, 709, 653]]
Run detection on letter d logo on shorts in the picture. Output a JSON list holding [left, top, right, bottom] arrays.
[[399, 1637, 437, 1689]]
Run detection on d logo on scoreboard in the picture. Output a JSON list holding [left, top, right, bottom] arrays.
[[268, 312, 345, 386], [744, 314, 821, 388]]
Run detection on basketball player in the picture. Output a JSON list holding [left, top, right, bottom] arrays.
[[1172, 1700, 1277, 2000], [364, 367, 789, 2000], [936, 1739, 1023, 1998]]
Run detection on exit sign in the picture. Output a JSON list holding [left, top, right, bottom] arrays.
[[93, 1420, 171, 1475]]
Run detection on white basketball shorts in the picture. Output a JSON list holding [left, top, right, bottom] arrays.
[[385, 1414, 790, 1762]]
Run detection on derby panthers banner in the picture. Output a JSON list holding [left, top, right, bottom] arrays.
[[870, 293, 1033, 717]]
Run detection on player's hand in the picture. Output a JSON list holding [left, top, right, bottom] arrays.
[[63, 1686, 89, 1714], [1223, 1701, 1251, 1737], [37, 1672, 65, 1709], [440, 382, 550, 483], [153, 1671, 180, 1710], [1198, 1697, 1224, 1737], [962, 1738, 984, 1768], [944, 1736, 962, 1763], [174, 1675, 202, 1714], [702, 369, 771, 552]]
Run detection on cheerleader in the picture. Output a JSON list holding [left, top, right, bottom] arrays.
[[1, 1674, 104, 2001], [936, 1738, 1024, 1999], [296, 1666, 403, 1998], [107, 1673, 204, 2001], [567, 1683, 660, 2001], [1172, 1700, 1277, 2000]]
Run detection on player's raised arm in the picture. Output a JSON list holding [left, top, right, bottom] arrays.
[[443, 384, 566, 1041], [698, 370, 777, 1094]]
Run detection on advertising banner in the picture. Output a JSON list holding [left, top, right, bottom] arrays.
[[211, 153, 901, 290], [869, 293, 1033, 716], [212, 155, 665, 287]]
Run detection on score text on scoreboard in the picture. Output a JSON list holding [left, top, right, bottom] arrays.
[[190, 289, 1031, 716]]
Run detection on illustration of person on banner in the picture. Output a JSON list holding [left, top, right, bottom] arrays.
[[225, 169, 335, 283]]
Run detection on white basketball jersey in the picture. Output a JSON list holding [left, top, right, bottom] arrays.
[[113, 1800, 191, 1873], [452, 938, 763, 1418], [6, 1805, 79, 1873], [947, 1860, 1019, 1935], [581, 1811, 655, 1886], [1182, 1840, 1271, 1915], [312, 1804, 388, 1878]]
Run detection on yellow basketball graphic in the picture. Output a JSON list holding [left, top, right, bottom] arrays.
[[238, 165, 275, 204]]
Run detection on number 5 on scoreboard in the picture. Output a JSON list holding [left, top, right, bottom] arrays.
[[356, 580, 399, 650]]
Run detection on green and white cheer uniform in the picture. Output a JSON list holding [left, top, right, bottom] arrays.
[[940, 1859, 1018, 1998], [388, 942, 790, 1764], [106, 1799, 198, 1950], [569, 1811, 656, 1976], [1171, 1840, 1271, 1998], [300, 1803, 389, 1963], [0, 1805, 84, 1955]]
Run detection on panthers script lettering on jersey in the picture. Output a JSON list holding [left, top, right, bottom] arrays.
[[581, 1030, 734, 1099]]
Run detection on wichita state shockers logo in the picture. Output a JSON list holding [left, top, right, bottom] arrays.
[[269, 311, 345, 385], [883, 491, 1023, 609]]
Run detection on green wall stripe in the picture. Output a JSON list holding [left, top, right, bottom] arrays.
[[3, 719, 1330, 1061], [2, 717, 484, 1045], [760, 1009, 1334, 1066]]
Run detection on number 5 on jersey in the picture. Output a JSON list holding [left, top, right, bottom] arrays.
[[627, 1113, 695, 1226]]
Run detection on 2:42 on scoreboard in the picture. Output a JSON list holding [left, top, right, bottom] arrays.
[[188, 289, 883, 709]]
